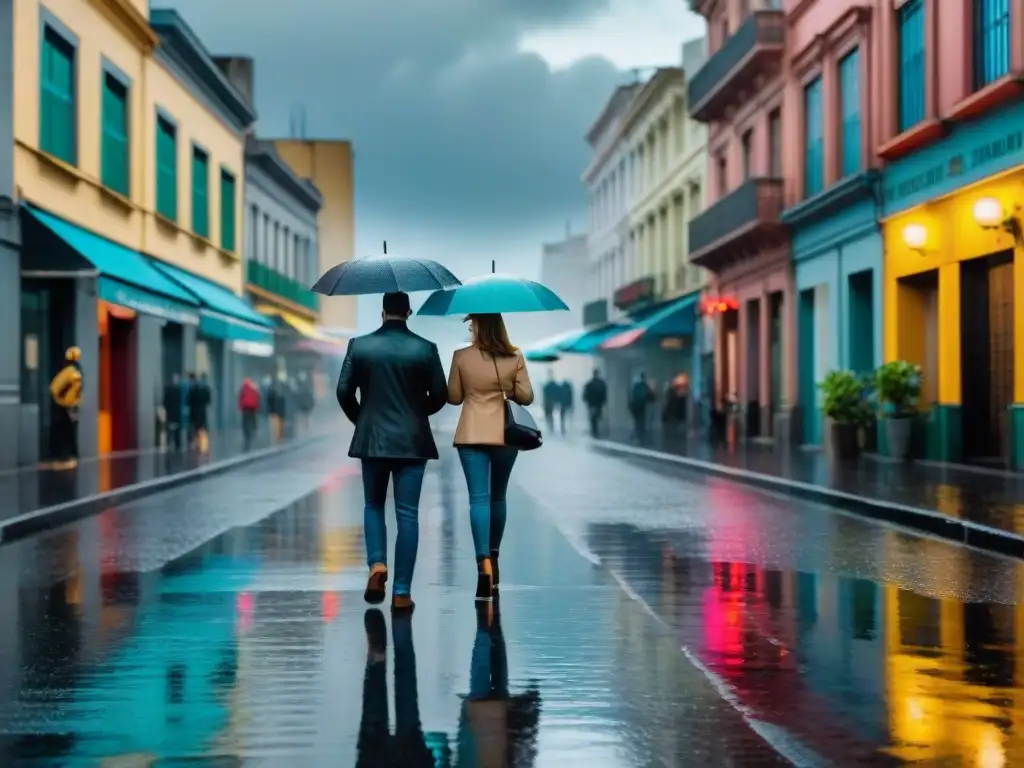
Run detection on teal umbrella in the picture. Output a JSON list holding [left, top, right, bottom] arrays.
[[525, 349, 560, 362], [417, 261, 569, 316]]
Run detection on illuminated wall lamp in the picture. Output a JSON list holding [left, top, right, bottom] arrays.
[[972, 196, 1022, 244], [901, 223, 928, 254]]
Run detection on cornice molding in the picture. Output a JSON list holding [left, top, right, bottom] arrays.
[[86, 0, 159, 51], [780, 169, 879, 230]]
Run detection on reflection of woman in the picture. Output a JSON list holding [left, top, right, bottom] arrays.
[[458, 603, 541, 767], [356, 610, 434, 767]]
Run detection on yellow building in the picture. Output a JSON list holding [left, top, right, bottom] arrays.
[[272, 139, 357, 337], [879, 102, 1024, 468], [15, 1, 272, 458]]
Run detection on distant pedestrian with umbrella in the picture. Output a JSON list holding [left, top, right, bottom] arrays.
[[316, 246, 460, 611]]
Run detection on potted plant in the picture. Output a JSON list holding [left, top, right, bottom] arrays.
[[819, 369, 871, 461], [875, 361, 922, 460]]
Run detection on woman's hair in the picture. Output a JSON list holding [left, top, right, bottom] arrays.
[[469, 313, 517, 357]]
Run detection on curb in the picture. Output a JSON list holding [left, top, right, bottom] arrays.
[[0, 432, 333, 545], [592, 439, 1024, 561]]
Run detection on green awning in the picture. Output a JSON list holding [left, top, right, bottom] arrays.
[[26, 207, 200, 324], [149, 260, 275, 345]]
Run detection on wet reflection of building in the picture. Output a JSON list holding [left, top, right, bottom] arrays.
[[260, 494, 322, 565]]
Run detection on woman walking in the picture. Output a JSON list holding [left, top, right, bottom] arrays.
[[447, 313, 534, 601]]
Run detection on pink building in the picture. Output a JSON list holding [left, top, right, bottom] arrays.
[[686, 0, 793, 441]]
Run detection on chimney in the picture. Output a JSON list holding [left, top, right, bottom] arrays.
[[213, 56, 255, 108]]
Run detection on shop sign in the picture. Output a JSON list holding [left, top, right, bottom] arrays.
[[582, 299, 608, 326], [882, 101, 1024, 217], [613, 276, 655, 310]]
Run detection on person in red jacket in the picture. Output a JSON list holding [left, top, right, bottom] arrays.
[[238, 377, 261, 451]]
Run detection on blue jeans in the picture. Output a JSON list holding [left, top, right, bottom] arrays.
[[456, 446, 517, 559], [361, 459, 427, 596]]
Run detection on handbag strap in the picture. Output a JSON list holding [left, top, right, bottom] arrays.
[[483, 349, 508, 401]]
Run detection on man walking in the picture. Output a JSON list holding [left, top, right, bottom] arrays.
[[163, 373, 184, 451], [238, 377, 261, 451], [542, 372, 560, 434], [558, 379, 574, 435], [582, 369, 607, 438], [337, 291, 448, 613]]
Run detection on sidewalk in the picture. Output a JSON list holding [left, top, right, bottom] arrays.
[[594, 430, 1024, 559], [0, 417, 342, 541]]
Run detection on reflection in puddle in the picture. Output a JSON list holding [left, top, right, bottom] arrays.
[[588, 522, 1024, 765]]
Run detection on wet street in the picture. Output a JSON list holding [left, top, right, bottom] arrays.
[[0, 437, 1022, 766]]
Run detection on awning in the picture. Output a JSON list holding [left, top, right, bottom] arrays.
[[522, 329, 584, 362], [25, 207, 200, 324], [556, 323, 629, 355], [149, 260, 275, 352], [601, 293, 699, 350], [257, 306, 347, 356]]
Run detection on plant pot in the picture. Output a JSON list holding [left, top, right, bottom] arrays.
[[825, 417, 860, 461], [885, 416, 913, 461]]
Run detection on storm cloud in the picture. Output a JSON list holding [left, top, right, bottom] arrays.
[[162, 0, 627, 237]]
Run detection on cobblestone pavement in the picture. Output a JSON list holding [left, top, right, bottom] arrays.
[[0, 435, 1021, 766]]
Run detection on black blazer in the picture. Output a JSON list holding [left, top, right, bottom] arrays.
[[337, 320, 448, 460]]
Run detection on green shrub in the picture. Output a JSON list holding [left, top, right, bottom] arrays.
[[819, 369, 872, 426], [875, 360, 922, 417]]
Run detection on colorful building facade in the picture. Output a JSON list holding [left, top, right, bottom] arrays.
[[876, 0, 1024, 468], [780, 2, 883, 446], [686, 3, 796, 441], [13, 0, 273, 460]]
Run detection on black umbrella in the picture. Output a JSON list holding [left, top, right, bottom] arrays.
[[312, 242, 462, 296]]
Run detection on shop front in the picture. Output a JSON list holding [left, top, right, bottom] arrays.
[[20, 206, 201, 459], [880, 101, 1024, 468], [688, 179, 796, 443], [151, 261, 275, 430], [782, 172, 883, 446]]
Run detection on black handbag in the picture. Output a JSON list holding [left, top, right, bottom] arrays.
[[489, 351, 542, 451]]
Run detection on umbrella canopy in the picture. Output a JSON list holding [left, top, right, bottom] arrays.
[[313, 242, 461, 296], [416, 271, 569, 317], [524, 349, 560, 363]]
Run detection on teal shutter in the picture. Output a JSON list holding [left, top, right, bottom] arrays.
[[897, 0, 925, 131], [839, 49, 861, 177], [220, 169, 236, 251], [803, 77, 823, 198], [40, 30, 76, 164], [155, 117, 177, 220], [100, 73, 129, 195], [973, 0, 1010, 90], [191, 148, 209, 237]]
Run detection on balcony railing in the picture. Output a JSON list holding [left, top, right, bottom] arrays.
[[688, 177, 785, 270], [688, 11, 785, 123], [247, 260, 319, 312]]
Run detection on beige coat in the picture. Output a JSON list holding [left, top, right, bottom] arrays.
[[448, 345, 534, 445]]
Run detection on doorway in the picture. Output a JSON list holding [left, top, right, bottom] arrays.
[[798, 288, 817, 444], [101, 312, 138, 453], [960, 252, 1014, 464], [769, 292, 783, 438], [745, 299, 761, 436], [161, 322, 184, 384], [720, 308, 738, 409], [847, 270, 875, 375]]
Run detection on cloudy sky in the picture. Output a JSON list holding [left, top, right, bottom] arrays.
[[165, 0, 705, 335]]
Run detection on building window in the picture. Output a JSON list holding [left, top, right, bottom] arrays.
[[803, 76, 823, 198], [839, 48, 861, 177], [191, 146, 209, 238], [897, 0, 926, 132], [155, 115, 177, 221], [716, 154, 727, 196], [40, 25, 76, 164], [741, 130, 752, 180], [100, 71, 128, 195], [768, 109, 781, 177], [973, 0, 1010, 90], [220, 168, 236, 252]]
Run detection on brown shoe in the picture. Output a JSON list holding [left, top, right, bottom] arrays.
[[391, 594, 415, 613], [364, 564, 388, 604]]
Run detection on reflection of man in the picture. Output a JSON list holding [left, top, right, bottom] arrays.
[[337, 291, 448, 612]]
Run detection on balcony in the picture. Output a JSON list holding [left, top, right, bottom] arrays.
[[688, 177, 785, 271], [247, 260, 319, 312], [688, 11, 785, 123]]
